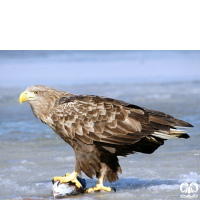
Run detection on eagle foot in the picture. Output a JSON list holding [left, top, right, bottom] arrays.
[[86, 184, 113, 193], [53, 171, 81, 188]]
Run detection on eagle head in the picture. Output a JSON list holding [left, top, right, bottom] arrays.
[[19, 85, 61, 118], [19, 85, 56, 104]]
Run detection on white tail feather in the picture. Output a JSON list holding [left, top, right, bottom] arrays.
[[174, 126, 193, 129], [152, 128, 186, 139]]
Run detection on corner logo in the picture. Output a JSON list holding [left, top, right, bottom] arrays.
[[180, 182, 198, 199]]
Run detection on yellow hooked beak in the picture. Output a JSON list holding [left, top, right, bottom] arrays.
[[19, 91, 35, 104]]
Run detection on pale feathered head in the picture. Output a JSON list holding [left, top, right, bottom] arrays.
[[19, 85, 63, 117], [19, 85, 58, 104]]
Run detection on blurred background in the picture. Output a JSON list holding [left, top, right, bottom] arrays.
[[0, 50, 200, 199], [0, 50, 200, 87]]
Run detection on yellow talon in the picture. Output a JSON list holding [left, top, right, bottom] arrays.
[[86, 184, 112, 193], [53, 171, 82, 188], [86, 177, 112, 193], [72, 178, 82, 188]]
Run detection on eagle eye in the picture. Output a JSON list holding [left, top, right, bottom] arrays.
[[34, 91, 39, 95]]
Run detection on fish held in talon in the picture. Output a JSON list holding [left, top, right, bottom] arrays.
[[19, 85, 193, 195], [53, 171, 82, 188], [53, 176, 86, 198]]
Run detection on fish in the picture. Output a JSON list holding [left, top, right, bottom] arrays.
[[52, 176, 86, 198]]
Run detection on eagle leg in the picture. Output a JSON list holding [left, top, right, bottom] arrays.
[[86, 177, 112, 193], [53, 170, 82, 188]]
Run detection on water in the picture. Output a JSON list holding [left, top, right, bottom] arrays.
[[0, 51, 200, 199]]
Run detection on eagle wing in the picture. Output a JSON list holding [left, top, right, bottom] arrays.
[[50, 95, 192, 146]]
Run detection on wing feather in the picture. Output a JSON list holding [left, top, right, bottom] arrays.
[[51, 95, 192, 146]]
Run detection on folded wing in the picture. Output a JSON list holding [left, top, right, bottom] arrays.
[[51, 95, 193, 154]]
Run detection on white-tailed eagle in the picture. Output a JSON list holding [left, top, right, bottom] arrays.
[[19, 85, 193, 193]]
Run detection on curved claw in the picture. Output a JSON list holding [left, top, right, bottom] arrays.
[[111, 187, 116, 192], [57, 180, 60, 187], [52, 179, 60, 186]]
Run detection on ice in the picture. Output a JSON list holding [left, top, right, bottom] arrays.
[[21, 160, 36, 165], [54, 156, 75, 162], [179, 172, 200, 184], [3, 198, 23, 200], [0, 177, 18, 187], [147, 184, 180, 192], [10, 165, 31, 172]]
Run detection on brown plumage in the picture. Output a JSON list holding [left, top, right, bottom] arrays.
[[19, 85, 193, 184]]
